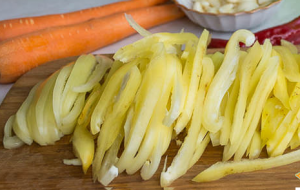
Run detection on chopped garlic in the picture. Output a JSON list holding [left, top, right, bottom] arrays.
[[191, 0, 276, 14]]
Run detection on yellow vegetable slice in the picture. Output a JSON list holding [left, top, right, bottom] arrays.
[[203, 29, 255, 133], [98, 132, 124, 186], [63, 159, 81, 166], [126, 54, 175, 175], [248, 39, 272, 98], [210, 51, 224, 73], [28, 72, 62, 145], [273, 46, 300, 82], [114, 32, 197, 63], [268, 107, 300, 157], [248, 130, 262, 159], [3, 115, 24, 149], [43, 81, 64, 143], [193, 148, 300, 182], [123, 105, 134, 147], [90, 59, 140, 135], [261, 97, 288, 147], [72, 124, 94, 174], [233, 57, 279, 161], [113, 36, 159, 63], [163, 56, 185, 127], [189, 134, 210, 168], [53, 54, 98, 135], [80, 60, 124, 128], [12, 82, 40, 145], [140, 131, 163, 180], [210, 131, 221, 147], [219, 77, 239, 146], [289, 82, 300, 111], [266, 111, 293, 155], [53, 64, 73, 128], [77, 83, 101, 126], [125, 13, 152, 37], [281, 39, 298, 54], [61, 55, 97, 118], [161, 56, 214, 187], [61, 93, 85, 132], [101, 60, 124, 90], [273, 66, 290, 109], [174, 29, 209, 135], [230, 42, 262, 144], [73, 55, 112, 93], [223, 56, 279, 161], [93, 66, 142, 179], [289, 132, 300, 150], [140, 124, 172, 180], [294, 53, 300, 67], [219, 50, 247, 146], [116, 44, 168, 173]]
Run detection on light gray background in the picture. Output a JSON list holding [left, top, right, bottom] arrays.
[[0, 0, 299, 104]]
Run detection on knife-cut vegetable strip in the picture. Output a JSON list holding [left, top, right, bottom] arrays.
[[73, 55, 113, 93], [267, 106, 300, 157], [61, 93, 85, 130], [140, 125, 171, 180], [116, 44, 167, 173], [3, 115, 24, 149], [125, 13, 152, 37], [203, 29, 255, 133], [219, 77, 239, 146], [219, 50, 247, 146], [273, 66, 290, 109], [273, 46, 300, 82], [174, 29, 209, 135], [77, 83, 102, 127], [163, 57, 184, 127], [281, 40, 298, 54], [289, 82, 300, 111], [90, 59, 140, 135], [289, 132, 300, 150], [233, 57, 279, 161], [12, 82, 40, 145], [93, 66, 141, 179], [248, 40, 272, 98], [261, 97, 288, 148], [72, 124, 95, 174], [193, 148, 300, 182], [114, 33, 198, 63], [53, 55, 98, 135], [98, 132, 124, 186], [230, 42, 263, 144], [126, 55, 175, 175], [209, 51, 224, 73], [28, 72, 62, 145], [189, 134, 210, 168], [223, 56, 279, 161], [53, 64, 73, 128], [248, 130, 262, 159], [61, 55, 97, 117], [161, 55, 214, 187]]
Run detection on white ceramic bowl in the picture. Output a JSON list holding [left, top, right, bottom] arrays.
[[174, 0, 283, 32]]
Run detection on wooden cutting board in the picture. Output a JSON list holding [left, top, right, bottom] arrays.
[[1, 53, 300, 190]]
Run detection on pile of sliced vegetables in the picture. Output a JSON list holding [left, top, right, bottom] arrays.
[[3, 18, 300, 187]]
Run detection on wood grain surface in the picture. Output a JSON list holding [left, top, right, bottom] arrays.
[[1, 53, 300, 190]]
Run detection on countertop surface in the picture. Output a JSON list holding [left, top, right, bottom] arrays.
[[0, 0, 300, 104]]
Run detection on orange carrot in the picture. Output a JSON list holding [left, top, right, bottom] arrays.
[[0, 4, 184, 83], [0, 0, 169, 42]]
